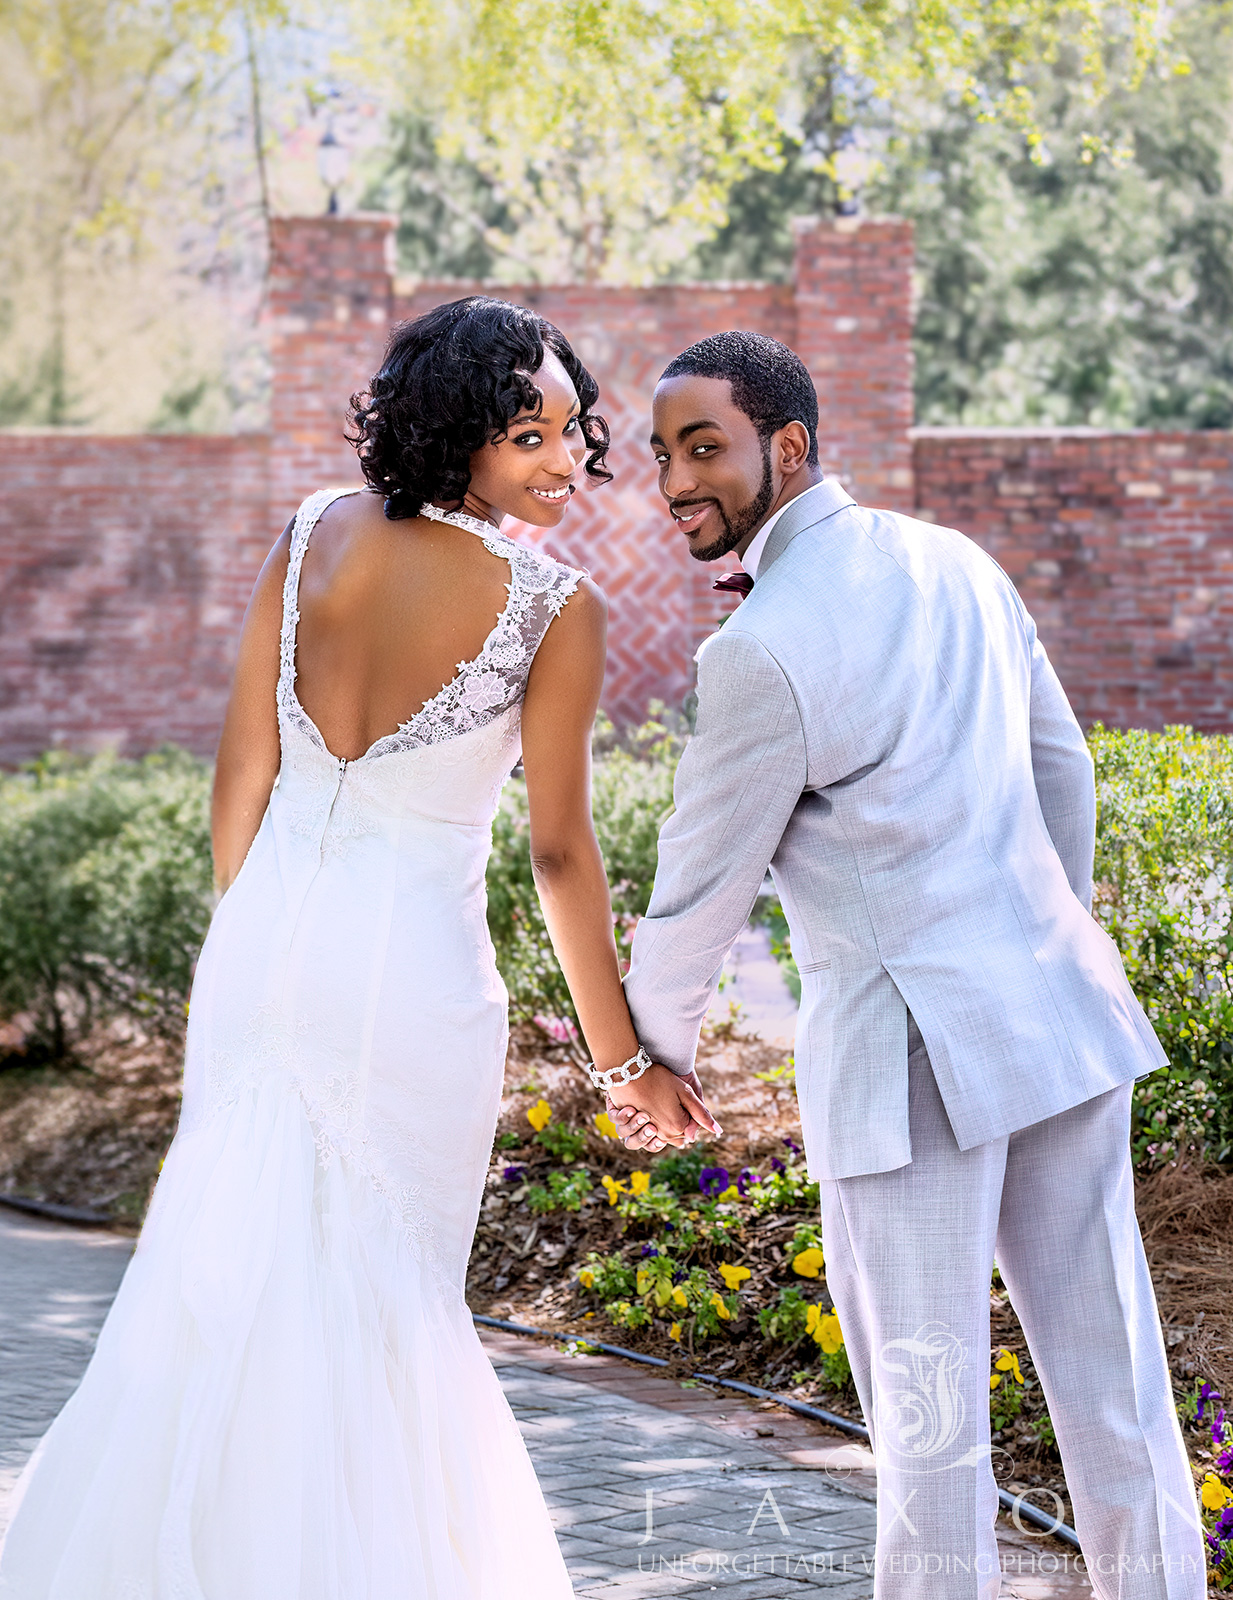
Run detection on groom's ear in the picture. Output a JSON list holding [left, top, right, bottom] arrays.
[[775, 421, 812, 476]]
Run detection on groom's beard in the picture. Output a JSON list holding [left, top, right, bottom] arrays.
[[683, 445, 774, 564]]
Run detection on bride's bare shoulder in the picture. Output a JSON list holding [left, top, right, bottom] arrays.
[[531, 574, 607, 665]]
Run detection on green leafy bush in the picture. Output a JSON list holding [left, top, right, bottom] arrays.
[[1090, 726, 1233, 1165], [486, 712, 681, 1053], [0, 751, 213, 1055]]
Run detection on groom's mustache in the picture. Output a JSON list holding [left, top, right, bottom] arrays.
[[669, 497, 717, 516]]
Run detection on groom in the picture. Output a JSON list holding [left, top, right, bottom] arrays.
[[612, 332, 1203, 1598]]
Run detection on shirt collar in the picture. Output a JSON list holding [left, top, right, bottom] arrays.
[[739, 479, 835, 580]]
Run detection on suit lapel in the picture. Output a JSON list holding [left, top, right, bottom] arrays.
[[757, 478, 856, 579]]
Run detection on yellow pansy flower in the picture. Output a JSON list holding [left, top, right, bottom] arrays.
[[994, 1349, 1024, 1385], [636, 1268, 651, 1296], [526, 1099, 552, 1132], [718, 1263, 751, 1291], [990, 1373, 1002, 1391], [669, 1322, 682, 1342], [671, 1286, 688, 1307], [577, 1269, 595, 1289], [709, 1291, 732, 1321], [629, 1171, 651, 1196], [601, 1175, 627, 1205], [792, 1248, 825, 1278], [1202, 1474, 1230, 1511], [594, 1112, 618, 1139], [814, 1311, 843, 1354]]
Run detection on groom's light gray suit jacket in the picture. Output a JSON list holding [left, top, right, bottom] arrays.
[[623, 479, 1165, 1181]]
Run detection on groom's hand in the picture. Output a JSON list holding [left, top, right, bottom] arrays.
[[606, 1066, 721, 1152]]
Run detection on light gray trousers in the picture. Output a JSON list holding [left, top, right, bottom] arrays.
[[819, 1024, 1204, 1600]]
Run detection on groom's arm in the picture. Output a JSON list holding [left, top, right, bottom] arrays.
[[1026, 619, 1096, 913], [624, 627, 808, 1076]]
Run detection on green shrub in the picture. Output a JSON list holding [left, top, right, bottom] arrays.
[[486, 712, 681, 1053], [0, 751, 213, 1055], [1090, 726, 1233, 1165]]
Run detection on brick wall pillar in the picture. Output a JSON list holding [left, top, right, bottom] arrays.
[[792, 216, 915, 510], [267, 215, 398, 525]]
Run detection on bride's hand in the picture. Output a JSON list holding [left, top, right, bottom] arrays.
[[606, 1066, 720, 1152]]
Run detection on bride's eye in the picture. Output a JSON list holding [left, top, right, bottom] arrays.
[[513, 430, 544, 448], [563, 416, 579, 435]]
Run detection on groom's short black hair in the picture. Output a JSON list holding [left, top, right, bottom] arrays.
[[660, 332, 820, 467]]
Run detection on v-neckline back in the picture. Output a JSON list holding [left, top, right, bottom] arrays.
[[279, 487, 520, 768]]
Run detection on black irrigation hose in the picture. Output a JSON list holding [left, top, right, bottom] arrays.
[[0, 1203, 1079, 1548], [473, 1312, 1082, 1550], [0, 1193, 117, 1227]]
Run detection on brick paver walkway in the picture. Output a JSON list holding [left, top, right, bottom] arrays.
[[0, 1210, 1091, 1596]]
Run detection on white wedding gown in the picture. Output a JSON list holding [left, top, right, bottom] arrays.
[[0, 488, 582, 1600]]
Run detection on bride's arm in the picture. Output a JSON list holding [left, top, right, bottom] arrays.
[[211, 525, 291, 894], [521, 578, 718, 1150]]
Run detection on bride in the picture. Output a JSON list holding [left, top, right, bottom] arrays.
[[0, 297, 715, 1599]]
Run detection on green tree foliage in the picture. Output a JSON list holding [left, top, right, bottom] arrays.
[[884, 1, 1233, 427], [0, 0, 282, 430], [364, 0, 1168, 283], [685, 0, 1233, 426], [359, 113, 514, 280]]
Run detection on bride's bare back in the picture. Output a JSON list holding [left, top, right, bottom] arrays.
[[294, 491, 514, 762]]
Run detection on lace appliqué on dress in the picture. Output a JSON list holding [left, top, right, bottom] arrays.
[[201, 1006, 448, 1283], [275, 487, 582, 769]]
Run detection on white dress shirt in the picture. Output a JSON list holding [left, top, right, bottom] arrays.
[[739, 479, 832, 580]]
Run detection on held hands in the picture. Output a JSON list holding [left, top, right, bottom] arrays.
[[605, 1065, 721, 1153]]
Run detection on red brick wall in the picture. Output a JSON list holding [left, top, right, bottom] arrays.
[[914, 428, 1233, 731], [0, 435, 270, 763], [4, 216, 1233, 766], [267, 215, 911, 727]]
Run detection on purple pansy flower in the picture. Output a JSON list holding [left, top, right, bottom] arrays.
[[641, 1244, 659, 1258], [736, 1166, 760, 1195], [503, 1164, 527, 1181], [699, 1166, 730, 1198], [782, 1137, 801, 1155], [770, 1156, 786, 1175]]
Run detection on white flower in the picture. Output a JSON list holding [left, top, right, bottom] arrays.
[[459, 671, 508, 713]]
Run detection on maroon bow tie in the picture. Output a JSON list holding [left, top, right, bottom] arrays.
[[713, 570, 754, 597]]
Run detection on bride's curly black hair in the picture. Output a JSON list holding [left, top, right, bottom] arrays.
[[348, 297, 612, 519]]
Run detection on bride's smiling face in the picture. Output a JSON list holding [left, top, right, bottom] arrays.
[[464, 351, 585, 527]]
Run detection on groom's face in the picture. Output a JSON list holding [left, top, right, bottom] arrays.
[[650, 376, 774, 563]]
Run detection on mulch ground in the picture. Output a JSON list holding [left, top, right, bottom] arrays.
[[1, 1016, 1228, 1535]]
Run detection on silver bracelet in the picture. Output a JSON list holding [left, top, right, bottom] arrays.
[[586, 1046, 653, 1093]]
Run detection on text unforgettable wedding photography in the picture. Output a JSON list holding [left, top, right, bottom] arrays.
[[0, 3, 1231, 1598]]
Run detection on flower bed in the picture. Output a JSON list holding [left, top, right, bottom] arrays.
[[467, 1023, 1080, 1526]]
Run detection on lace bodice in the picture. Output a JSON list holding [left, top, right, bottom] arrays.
[[276, 486, 582, 766]]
